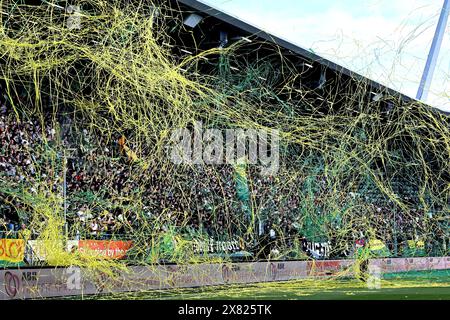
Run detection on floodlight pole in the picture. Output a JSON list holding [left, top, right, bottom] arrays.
[[416, 0, 450, 101]]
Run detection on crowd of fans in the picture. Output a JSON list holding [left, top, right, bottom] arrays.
[[0, 84, 447, 259]]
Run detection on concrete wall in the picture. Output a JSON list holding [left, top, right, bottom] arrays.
[[1, 257, 448, 300]]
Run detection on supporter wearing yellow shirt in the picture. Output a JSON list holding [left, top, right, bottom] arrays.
[[18, 224, 31, 242]]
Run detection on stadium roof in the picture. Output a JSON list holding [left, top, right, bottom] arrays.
[[175, 0, 448, 115]]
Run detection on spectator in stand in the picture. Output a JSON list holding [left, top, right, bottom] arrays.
[[1, 219, 17, 238], [90, 219, 99, 239], [18, 223, 31, 242]]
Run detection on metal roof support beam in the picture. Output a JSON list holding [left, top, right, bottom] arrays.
[[416, 0, 450, 101]]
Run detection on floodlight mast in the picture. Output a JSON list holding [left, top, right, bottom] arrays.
[[416, 0, 450, 101]]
